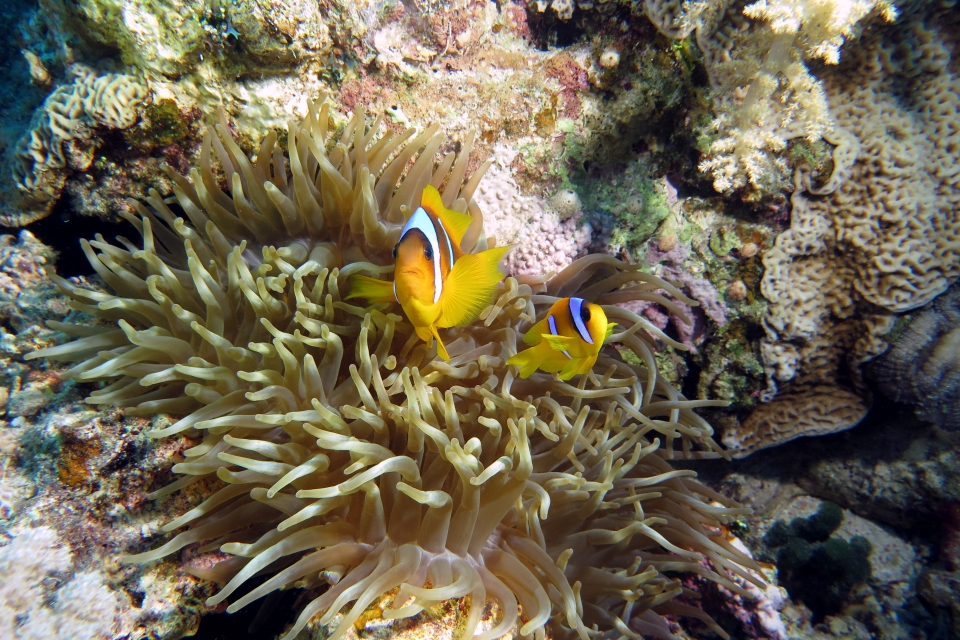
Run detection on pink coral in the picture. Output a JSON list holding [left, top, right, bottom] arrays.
[[507, 212, 592, 275]]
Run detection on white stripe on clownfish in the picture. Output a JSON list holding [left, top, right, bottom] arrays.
[[547, 314, 573, 359], [400, 206, 444, 303], [569, 297, 594, 344]]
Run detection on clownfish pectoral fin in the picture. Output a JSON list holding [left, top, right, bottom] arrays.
[[522, 318, 550, 346], [604, 322, 618, 343], [420, 185, 473, 245], [506, 348, 545, 379], [437, 245, 512, 328], [541, 333, 578, 353], [346, 275, 396, 304], [429, 324, 451, 361]]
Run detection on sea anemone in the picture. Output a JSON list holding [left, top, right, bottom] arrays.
[[29, 98, 761, 639]]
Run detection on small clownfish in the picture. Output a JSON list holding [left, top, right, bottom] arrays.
[[347, 185, 511, 360], [507, 297, 616, 380]]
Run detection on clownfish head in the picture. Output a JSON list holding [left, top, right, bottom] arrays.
[[393, 228, 437, 304], [567, 297, 609, 347], [392, 203, 456, 307]]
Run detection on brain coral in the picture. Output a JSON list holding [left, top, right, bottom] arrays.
[[8, 64, 149, 226], [30, 100, 761, 639], [725, 7, 960, 456]]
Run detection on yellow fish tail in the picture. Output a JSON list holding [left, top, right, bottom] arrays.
[[507, 347, 546, 379], [346, 275, 396, 304], [438, 245, 512, 328]]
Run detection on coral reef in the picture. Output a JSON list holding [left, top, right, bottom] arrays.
[[724, 6, 960, 456], [620, 240, 728, 352], [631, 0, 896, 196], [7, 64, 150, 226], [874, 283, 960, 430], [32, 0, 332, 78], [28, 101, 763, 640], [713, 461, 929, 639]]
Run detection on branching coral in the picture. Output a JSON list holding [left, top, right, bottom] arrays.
[[8, 64, 149, 226], [29, 100, 760, 639]]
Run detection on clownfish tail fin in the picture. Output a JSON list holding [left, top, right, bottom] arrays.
[[438, 245, 512, 328], [346, 274, 396, 304], [604, 322, 618, 343]]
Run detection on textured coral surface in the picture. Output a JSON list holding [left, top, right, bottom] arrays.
[[725, 4, 960, 456]]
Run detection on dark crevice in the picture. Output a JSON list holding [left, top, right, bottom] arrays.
[[192, 573, 306, 640], [1, 203, 131, 278]]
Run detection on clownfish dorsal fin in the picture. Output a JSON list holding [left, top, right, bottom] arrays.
[[420, 185, 473, 246], [436, 245, 511, 328]]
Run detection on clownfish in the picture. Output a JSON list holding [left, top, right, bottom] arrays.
[[507, 297, 616, 380], [347, 185, 511, 360]]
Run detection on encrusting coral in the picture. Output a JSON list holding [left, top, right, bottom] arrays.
[[28, 99, 761, 639]]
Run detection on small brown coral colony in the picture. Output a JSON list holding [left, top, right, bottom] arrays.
[[29, 100, 759, 639]]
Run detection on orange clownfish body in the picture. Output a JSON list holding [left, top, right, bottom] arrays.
[[507, 297, 616, 380], [347, 185, 510, 360]]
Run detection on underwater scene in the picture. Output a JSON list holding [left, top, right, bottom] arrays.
[[0, 0, 957, 639]]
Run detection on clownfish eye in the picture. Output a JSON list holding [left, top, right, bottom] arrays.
[[392, 244, 398, 259], [423, 245, 433, 260], [580, 305, 591, 323]]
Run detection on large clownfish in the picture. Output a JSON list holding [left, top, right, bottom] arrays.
[[507, 297, 616, 380], [347, 185, 511, 360]]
